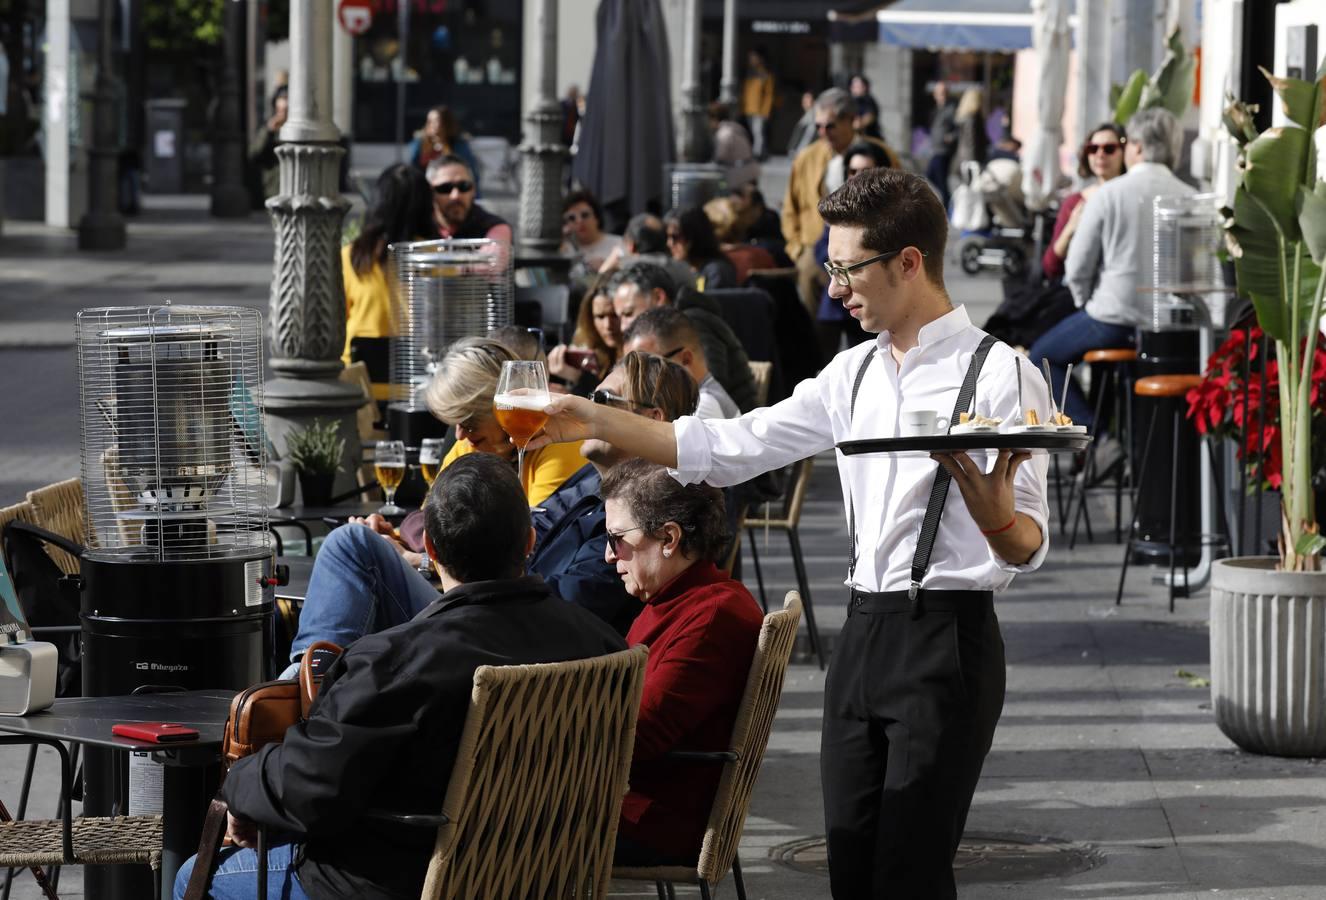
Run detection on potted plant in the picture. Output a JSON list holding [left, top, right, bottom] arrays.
[[285, 419, 345, 507], [1203, 59, 1326, 757]]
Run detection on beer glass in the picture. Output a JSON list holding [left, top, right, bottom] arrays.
[[375, 440, 407, 515], [494, 360, 551, 497], [419, 439, 445, 488]]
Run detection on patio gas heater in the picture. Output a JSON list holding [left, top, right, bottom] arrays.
[[75, 304, 277, 898], [75, 304, 276, 695], [387, 237, 513, 446]]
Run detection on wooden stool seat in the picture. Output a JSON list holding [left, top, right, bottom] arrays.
[[1134, 375, 1202, 398], [1084, 348, 1138, 364]]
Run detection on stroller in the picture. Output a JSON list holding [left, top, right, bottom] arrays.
[[950, 159, 1035, 278]]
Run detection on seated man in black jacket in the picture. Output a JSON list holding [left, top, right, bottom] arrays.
[[280, 351, 699, 662], [172, 454, 626, 900]]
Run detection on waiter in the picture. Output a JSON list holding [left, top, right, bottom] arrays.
[[531, 168, 1051, 898]]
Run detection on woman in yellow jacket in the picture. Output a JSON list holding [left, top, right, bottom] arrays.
[[341, 164, 438, 367], [424, 337, 585, 508]]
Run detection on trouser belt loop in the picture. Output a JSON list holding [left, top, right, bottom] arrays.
[[908, 580, 924, 620]]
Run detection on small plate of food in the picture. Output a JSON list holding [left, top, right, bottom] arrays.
[[949, 412, 1003, 435], [1005, 408, 1057, 434]]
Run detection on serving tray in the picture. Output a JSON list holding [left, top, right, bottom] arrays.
[[837, 432, 1093, 456]]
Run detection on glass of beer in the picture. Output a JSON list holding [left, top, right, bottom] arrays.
[[419, 439, 445, 488], [374, 440, 407, 515], [494, 360, 551, 494]]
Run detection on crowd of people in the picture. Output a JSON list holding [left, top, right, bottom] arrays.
[[174, 68, 1207, 900]]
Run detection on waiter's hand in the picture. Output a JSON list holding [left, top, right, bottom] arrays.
[[931, 449, 1042, 565]]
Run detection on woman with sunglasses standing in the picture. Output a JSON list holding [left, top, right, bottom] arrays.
[[560, 189, 622, 273], [1041, 122, 1127, 282]]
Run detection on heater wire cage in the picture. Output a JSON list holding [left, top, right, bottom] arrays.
[[1151, 192, 1229, 331], [388, 238, 514, 413], [76, 305, 271, 563]]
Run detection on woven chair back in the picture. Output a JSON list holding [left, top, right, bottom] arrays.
[[748, 361, 773, 408], [421, 645, 649, 900], [0, 501, 36, 566], [695, 593, 802, 883], [26, 479, 85, 575]]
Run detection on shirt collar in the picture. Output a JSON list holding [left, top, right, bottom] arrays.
[[643, 560, 724, 608], [875, 304, 971, 352], [1124, 162, 1171, 177]]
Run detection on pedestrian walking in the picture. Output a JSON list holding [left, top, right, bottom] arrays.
[[532, 167, 1052, 898], [926, 81, 958, 208], [741, 49, 775, 161]]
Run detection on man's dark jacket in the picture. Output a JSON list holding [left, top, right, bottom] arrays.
[[676, 288, 758, 412], [529, 464, 640, 636], [222, 576, 626, 900]]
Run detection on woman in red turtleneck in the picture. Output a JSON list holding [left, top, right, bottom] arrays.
[[600, 459, 764, 865]]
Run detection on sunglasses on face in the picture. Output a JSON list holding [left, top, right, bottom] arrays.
[[563, 209, 595, 224], [433, 180, 474, 195], [1084, 143, 1121, 156], [590, 389, 658, 412], [605, 525, 646, 557], [815, 120, 838, 132]]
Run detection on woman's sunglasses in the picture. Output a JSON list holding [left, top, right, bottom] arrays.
[[1084, 142, 1122, 156]]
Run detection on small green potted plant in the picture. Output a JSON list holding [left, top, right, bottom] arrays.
[[285, 420, 346, 507]]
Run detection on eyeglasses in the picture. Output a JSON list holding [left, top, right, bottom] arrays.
[[605, 526, 647, 557], [815, 120, 839, 133], [823, 248, 922, 289], [563, 209, 595, 224], [661, 346, 685, 360], [590, 389, 658, 412], [665, 230, 682, 242], [1084, 143, 1121, 156], [433, 180, 474, 195], [848, 165, 873, 177]]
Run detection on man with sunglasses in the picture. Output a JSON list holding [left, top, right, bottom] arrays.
[[425, 154, 511, 243], [534, 168, 1052, 899], [781, 87, 900, 319], [623, 307, 738, 420]]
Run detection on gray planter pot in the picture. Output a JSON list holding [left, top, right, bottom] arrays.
[[1211, 557, 1326, 757]]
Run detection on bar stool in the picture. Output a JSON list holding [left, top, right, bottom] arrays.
[[1116, 374, 1229, 612], [1068, 348, 1137, 547]]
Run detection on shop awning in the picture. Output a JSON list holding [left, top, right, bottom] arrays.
[[870, 0, 1042, 53]]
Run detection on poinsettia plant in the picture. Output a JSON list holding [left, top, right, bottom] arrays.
[[1218, 60, 1326, 571], [1187, 325, 1326, 491]]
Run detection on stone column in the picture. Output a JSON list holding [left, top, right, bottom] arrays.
[[211, 0, 250, 218], [718, 0, 738, 108], [263, 0, 363, 495], [77, 0, 125, 250], [677, 0, 711, 162], [518, 0, 567, 251], [332, 12, 354, 137]]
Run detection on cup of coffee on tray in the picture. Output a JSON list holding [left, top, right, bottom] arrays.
[[900, 409, 949, 437]]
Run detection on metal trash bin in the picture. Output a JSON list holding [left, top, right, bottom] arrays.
[[663, 163, 728, 213], [145, 99, 187, 194]]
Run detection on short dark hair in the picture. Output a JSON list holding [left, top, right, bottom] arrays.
[[617, 350, 699, 420], [624, 214, 667, 254], [843, 141, 891, 169], [624, 306, 700, 355], [423, 454, 530, 583], [600, 459, 729, 561], [426, 153, 474, 181], [663, 206, 724, 267], [818, 168, 947, 285], [610, 261, 676, 305], [561, 189, 604, 228], [1077, 121, 1127, 178]]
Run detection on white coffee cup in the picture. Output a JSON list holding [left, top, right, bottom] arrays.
[[900, 409, 950, 436]]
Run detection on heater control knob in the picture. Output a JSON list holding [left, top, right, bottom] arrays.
[[272, 564, 291, 587]]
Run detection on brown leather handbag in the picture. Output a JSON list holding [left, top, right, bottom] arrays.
[[182, 642, 341, 900]]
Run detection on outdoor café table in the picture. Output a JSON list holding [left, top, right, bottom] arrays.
[[0, 689, 232, 899]]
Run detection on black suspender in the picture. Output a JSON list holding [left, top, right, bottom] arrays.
[[846, 334, 1000, 616]]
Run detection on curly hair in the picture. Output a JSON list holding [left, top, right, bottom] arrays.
[[600, 458, 729, 561]]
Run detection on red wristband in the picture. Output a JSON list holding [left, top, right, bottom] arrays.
[[980, 516, 1018, 536]]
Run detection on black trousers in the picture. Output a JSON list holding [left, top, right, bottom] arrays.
[[821, 590, 1006, 899]]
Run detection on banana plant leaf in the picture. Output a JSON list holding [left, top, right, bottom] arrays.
[[1151, 30, 1197, 117], [1113, 70, 1148, 124]]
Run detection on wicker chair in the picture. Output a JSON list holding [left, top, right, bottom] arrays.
[[367, 645, 648, 899], [747, 361, 773, 408], [24, 480, 85, 577], [743, 458, 823, 668], [613, 593, 803, 900], [0, 736, 164, 900]]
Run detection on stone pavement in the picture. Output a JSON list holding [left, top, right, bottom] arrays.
[[5, 194, 1326, 899]]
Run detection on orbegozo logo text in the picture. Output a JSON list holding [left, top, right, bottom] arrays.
[[133, 662, 189, 673]]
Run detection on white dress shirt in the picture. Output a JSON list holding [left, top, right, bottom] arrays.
[[696, 373, 740, 420], [1064, 162, 1196, 326], [671, 306, 1051, 593]]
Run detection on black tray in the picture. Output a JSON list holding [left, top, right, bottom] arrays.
[[837, 432, 1093, 456]]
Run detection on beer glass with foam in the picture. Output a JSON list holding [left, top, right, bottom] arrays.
[[494, 361, 551, 498]]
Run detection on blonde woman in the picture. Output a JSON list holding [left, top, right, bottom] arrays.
[[424, 337, 585, 507], [951, 88, 989, 175]]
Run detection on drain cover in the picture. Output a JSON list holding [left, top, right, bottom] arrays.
[[772, 832, 1101, 883]]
